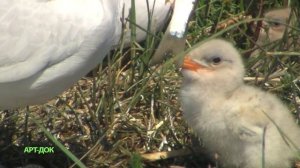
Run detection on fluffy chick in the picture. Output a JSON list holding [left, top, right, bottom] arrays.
[[256, 8, 291, 45], [180, 39, 300, 168]]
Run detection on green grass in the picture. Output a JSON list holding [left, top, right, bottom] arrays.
[[0, 0, 299, 167]]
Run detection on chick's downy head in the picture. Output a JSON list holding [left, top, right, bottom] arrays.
[[181, 39, 245, 92], [259, 8, 291, 43]]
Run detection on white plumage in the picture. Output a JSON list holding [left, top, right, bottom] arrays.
[[0, 0, 185, 108]]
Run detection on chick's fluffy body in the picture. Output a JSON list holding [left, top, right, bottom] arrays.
[[181, 39, 300, 168]]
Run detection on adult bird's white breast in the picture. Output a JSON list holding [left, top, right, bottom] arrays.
[[0, 0, 174, 108], [0, 0, 120, 108]]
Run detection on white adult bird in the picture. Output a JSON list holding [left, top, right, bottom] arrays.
[[0, 0, 195, 108], [181, 39, 300, 167]]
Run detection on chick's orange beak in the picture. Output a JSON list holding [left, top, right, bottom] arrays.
[[182, 56, 204, 71]]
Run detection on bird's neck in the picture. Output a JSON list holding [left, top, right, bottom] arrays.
[[182, 79, 243, 101]]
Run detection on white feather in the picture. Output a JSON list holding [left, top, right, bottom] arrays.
[[0, 0, 173, 108]]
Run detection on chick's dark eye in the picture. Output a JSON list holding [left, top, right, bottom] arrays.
[[271, 22, 281, 27], [211, 56, 222, 64]]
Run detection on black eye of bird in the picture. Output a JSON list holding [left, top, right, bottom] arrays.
[[269, 19, 283, 27], [211, 56, 222, 64], [271, 22, 281, 27]]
